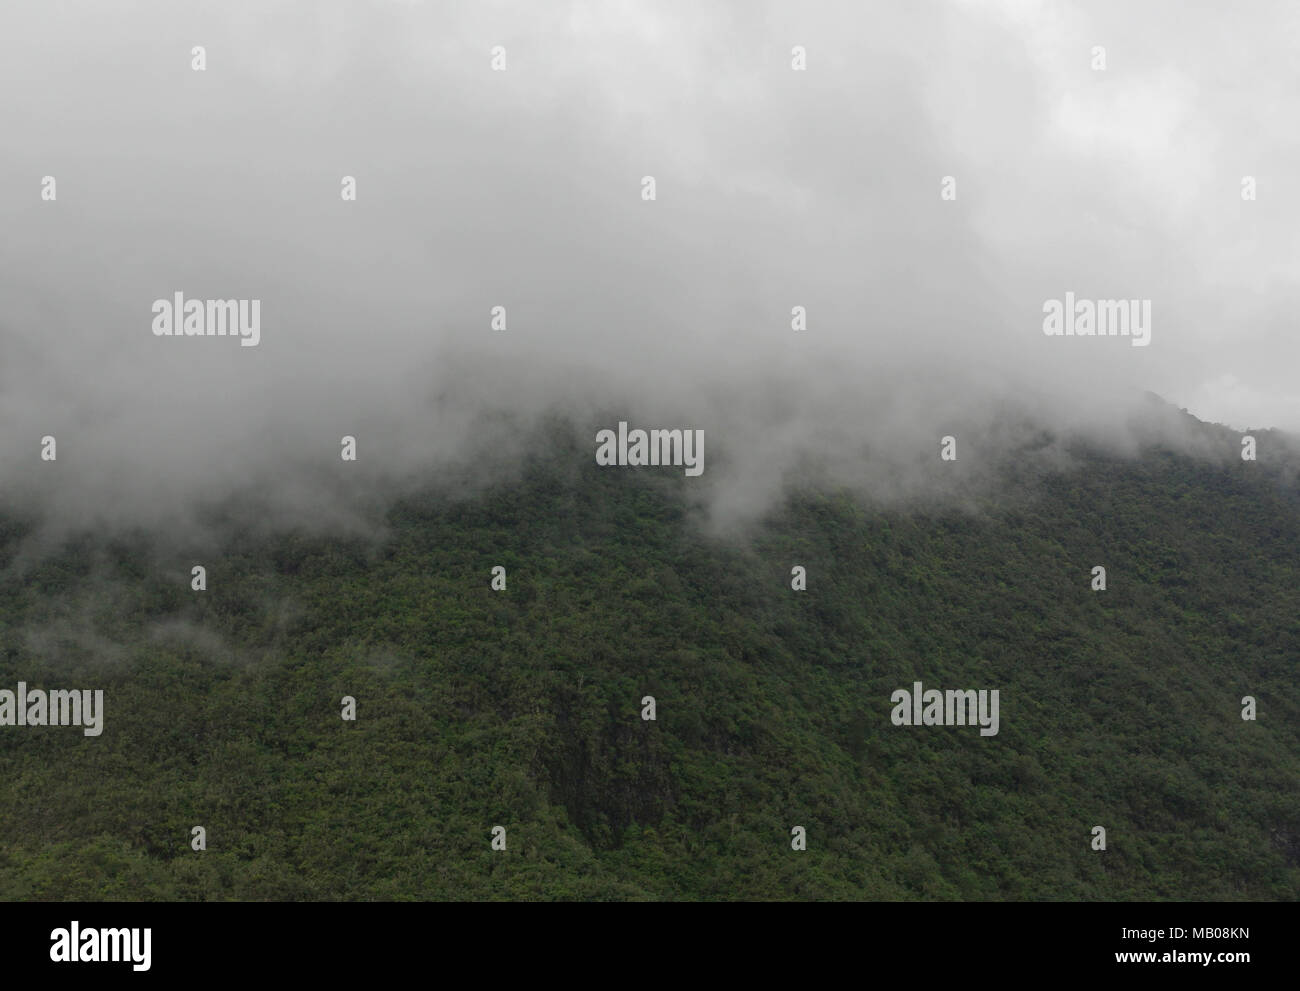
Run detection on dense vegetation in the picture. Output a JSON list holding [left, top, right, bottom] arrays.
[[1, 412, 1297, 900]]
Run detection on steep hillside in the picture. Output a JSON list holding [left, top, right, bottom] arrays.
[[1, 414, 1297, 900]]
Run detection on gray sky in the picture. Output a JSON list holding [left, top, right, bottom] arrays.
[[1, 0, 1297, 530]]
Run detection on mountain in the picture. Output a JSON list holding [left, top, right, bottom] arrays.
[[1, 406, 1297, 900]]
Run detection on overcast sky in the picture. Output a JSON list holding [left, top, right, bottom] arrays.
[[1, 0, 1297, 530]]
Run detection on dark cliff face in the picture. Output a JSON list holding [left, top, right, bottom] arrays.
[[0, 410, 1297, 900]]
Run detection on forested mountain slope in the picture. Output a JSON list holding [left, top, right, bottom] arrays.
[[1, 412, 1297, 900]]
